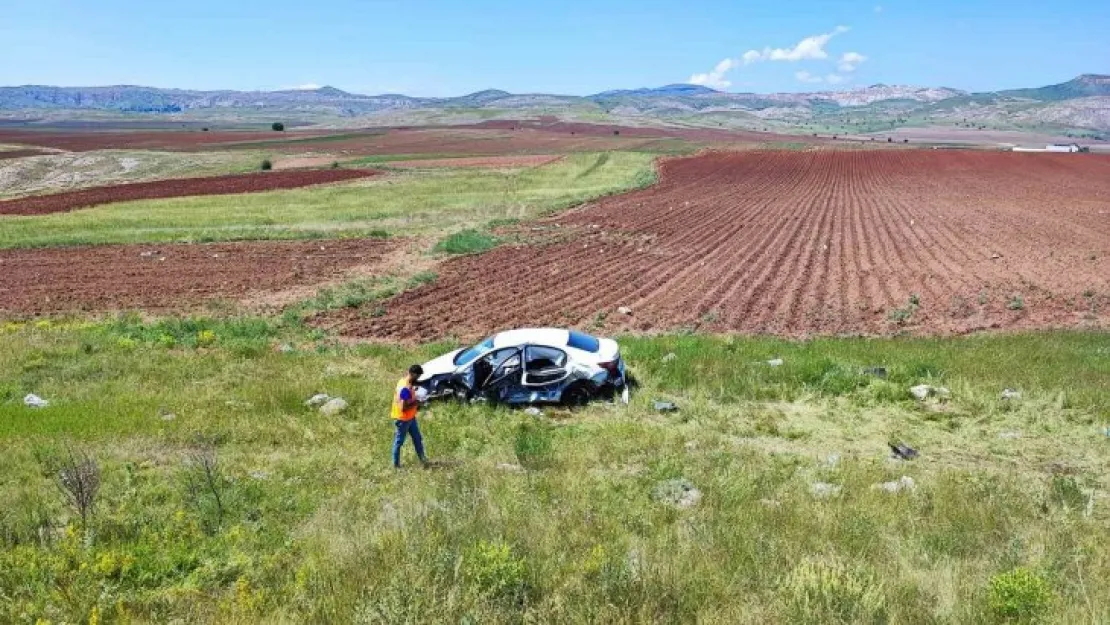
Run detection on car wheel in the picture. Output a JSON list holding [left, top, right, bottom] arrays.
[[561, 383, 592, 408]]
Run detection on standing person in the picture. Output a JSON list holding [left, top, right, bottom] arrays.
[[392, 364, 428, 468]]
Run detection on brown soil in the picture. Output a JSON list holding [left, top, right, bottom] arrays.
[[0, 129, 329, 152], [0, 238, 399, 315], [333, 150, 1110, 341], [0, 149, 51, 160], [0, 169, 378, 216], [385, 155, 563, 168]]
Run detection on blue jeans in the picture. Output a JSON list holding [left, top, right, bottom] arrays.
[[393, 418, 426, 467]]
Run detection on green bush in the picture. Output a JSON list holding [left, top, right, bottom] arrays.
[[260, 159, 273, 171], [988, 567, 1053, 623], [465, 540, 527, 599], [434, 229, 498, 255], [271, 122, 285, 132]]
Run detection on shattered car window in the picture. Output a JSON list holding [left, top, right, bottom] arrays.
[[525, 346, 567, 370], [455, 337, 495, 366]]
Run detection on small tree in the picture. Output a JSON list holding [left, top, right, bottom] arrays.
[[261, 159, 273, 171], [183, 441, 227, 533], [271, 122, 285, 132], [54, 445, 101, 532]]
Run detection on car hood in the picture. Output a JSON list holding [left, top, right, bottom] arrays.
[[419, 348, 464, 380]]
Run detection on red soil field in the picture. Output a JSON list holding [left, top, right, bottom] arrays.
[[0, 239, 399, 315], [0, 129, 328, 152], [0, 149, 51, 160], [0, 169, 378, 216], [336, 150, 1110, 340], [385, 155, 563, 168]]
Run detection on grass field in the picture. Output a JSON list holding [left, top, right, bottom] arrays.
[[0, 150, 263, 200], [1, 319, 1107, 623], [0, 152, 657, 249]]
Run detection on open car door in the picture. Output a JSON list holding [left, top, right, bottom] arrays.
[[472, 347, 523, 401]]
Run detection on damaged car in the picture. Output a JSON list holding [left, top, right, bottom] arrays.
[[417, 328, 628, 406]]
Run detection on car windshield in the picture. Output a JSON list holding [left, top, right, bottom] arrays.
[[454, 337, 495, 366]]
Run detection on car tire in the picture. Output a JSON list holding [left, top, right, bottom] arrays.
[[561, 383, 593, 408]]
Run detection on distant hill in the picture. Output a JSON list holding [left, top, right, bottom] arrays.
[[0, 75, 1106, 134], [997, 74, 1110, 102]]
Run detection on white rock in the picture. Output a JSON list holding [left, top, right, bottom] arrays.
[[319, 397, 348, 416], [305, 393, 330, 408], [23, 393, 49, 408], [496, 462, 526, 473], [910, 384, 932, 400], [1001, 388, 1022, 401], [811, 482, 842, 498], [617, 306, 633, 315], [874, 476, 916, 493], [998, 431, 1022, 440], [524, 407, 543, 417], [767, 358, 785, 367], [654, 478, 702, 509], [662, 352, 677, 363]]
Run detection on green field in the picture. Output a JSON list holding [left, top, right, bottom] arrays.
[[1, 319, 1108, 623], [0, 152, 656, 249]]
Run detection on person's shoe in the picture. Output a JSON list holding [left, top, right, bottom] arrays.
[[420, 458, 430, 469]]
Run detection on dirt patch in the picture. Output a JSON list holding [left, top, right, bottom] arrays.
[[332, 150, 1110, 341], [0, 169, 379, 216], [0, 129, 329, 152], [0, 149, 51, 160], [385, 155, 563, 168], [273, 156, 342, 170], [0, 238, 400, 315]]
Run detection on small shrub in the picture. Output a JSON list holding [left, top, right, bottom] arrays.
[[196, 329, 217, 348], [51, 446, 102, 531], [1048, 475, 1087, 511], [407, 271, 438, 287], [613, 130, 620, 135], [331, 161, 340, 169], [260, 159, 273, 171], [434, 230, 498, 255], [201, 127, 209, 132], [1007, 295, 1025, 311], [116, 336, 138, 350], [988, 567, 1052, 623], [465, 541, 527, 599], [271, 122, 285, 132], [157, 333, 177, 349]]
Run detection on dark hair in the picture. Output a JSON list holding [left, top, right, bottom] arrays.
[[408, 364, 424, 377]]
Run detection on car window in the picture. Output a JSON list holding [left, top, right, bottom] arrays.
[[567, 331, 600, 353], [454, 337, 494, 366], [525, 346, 567, 371]]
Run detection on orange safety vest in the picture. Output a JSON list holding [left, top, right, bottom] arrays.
[[391, 378, 418, 421]]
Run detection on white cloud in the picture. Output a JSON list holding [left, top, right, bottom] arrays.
[[837, 52, 867, 72], [688, 26, 863, 91], [688, 58, 735, 89], [744, 26, 849, 64], [874, 5, 883, 13]]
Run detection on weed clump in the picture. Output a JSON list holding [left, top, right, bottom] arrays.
[[988, 567, 1053, 623], [780, 557, 886, 623], [465, 540, 527, 600], [260, 159, 273, 171], [434, 229, 498, 255]]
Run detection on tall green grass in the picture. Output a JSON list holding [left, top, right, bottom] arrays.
[[1, 323, 1107, 623]]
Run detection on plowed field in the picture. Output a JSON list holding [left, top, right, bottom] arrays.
[[0, 239, 399, 314], [337, 150, 1110, 340], [0, 129, 327, 152], [0, 169, 378, 216]]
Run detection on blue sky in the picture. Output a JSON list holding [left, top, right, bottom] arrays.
[[2, 0, 1106, 96]]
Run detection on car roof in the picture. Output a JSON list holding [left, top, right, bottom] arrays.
[[491, 327, 572, 349]]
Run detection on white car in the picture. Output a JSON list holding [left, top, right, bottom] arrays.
[[418, 328, 628, 406]]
